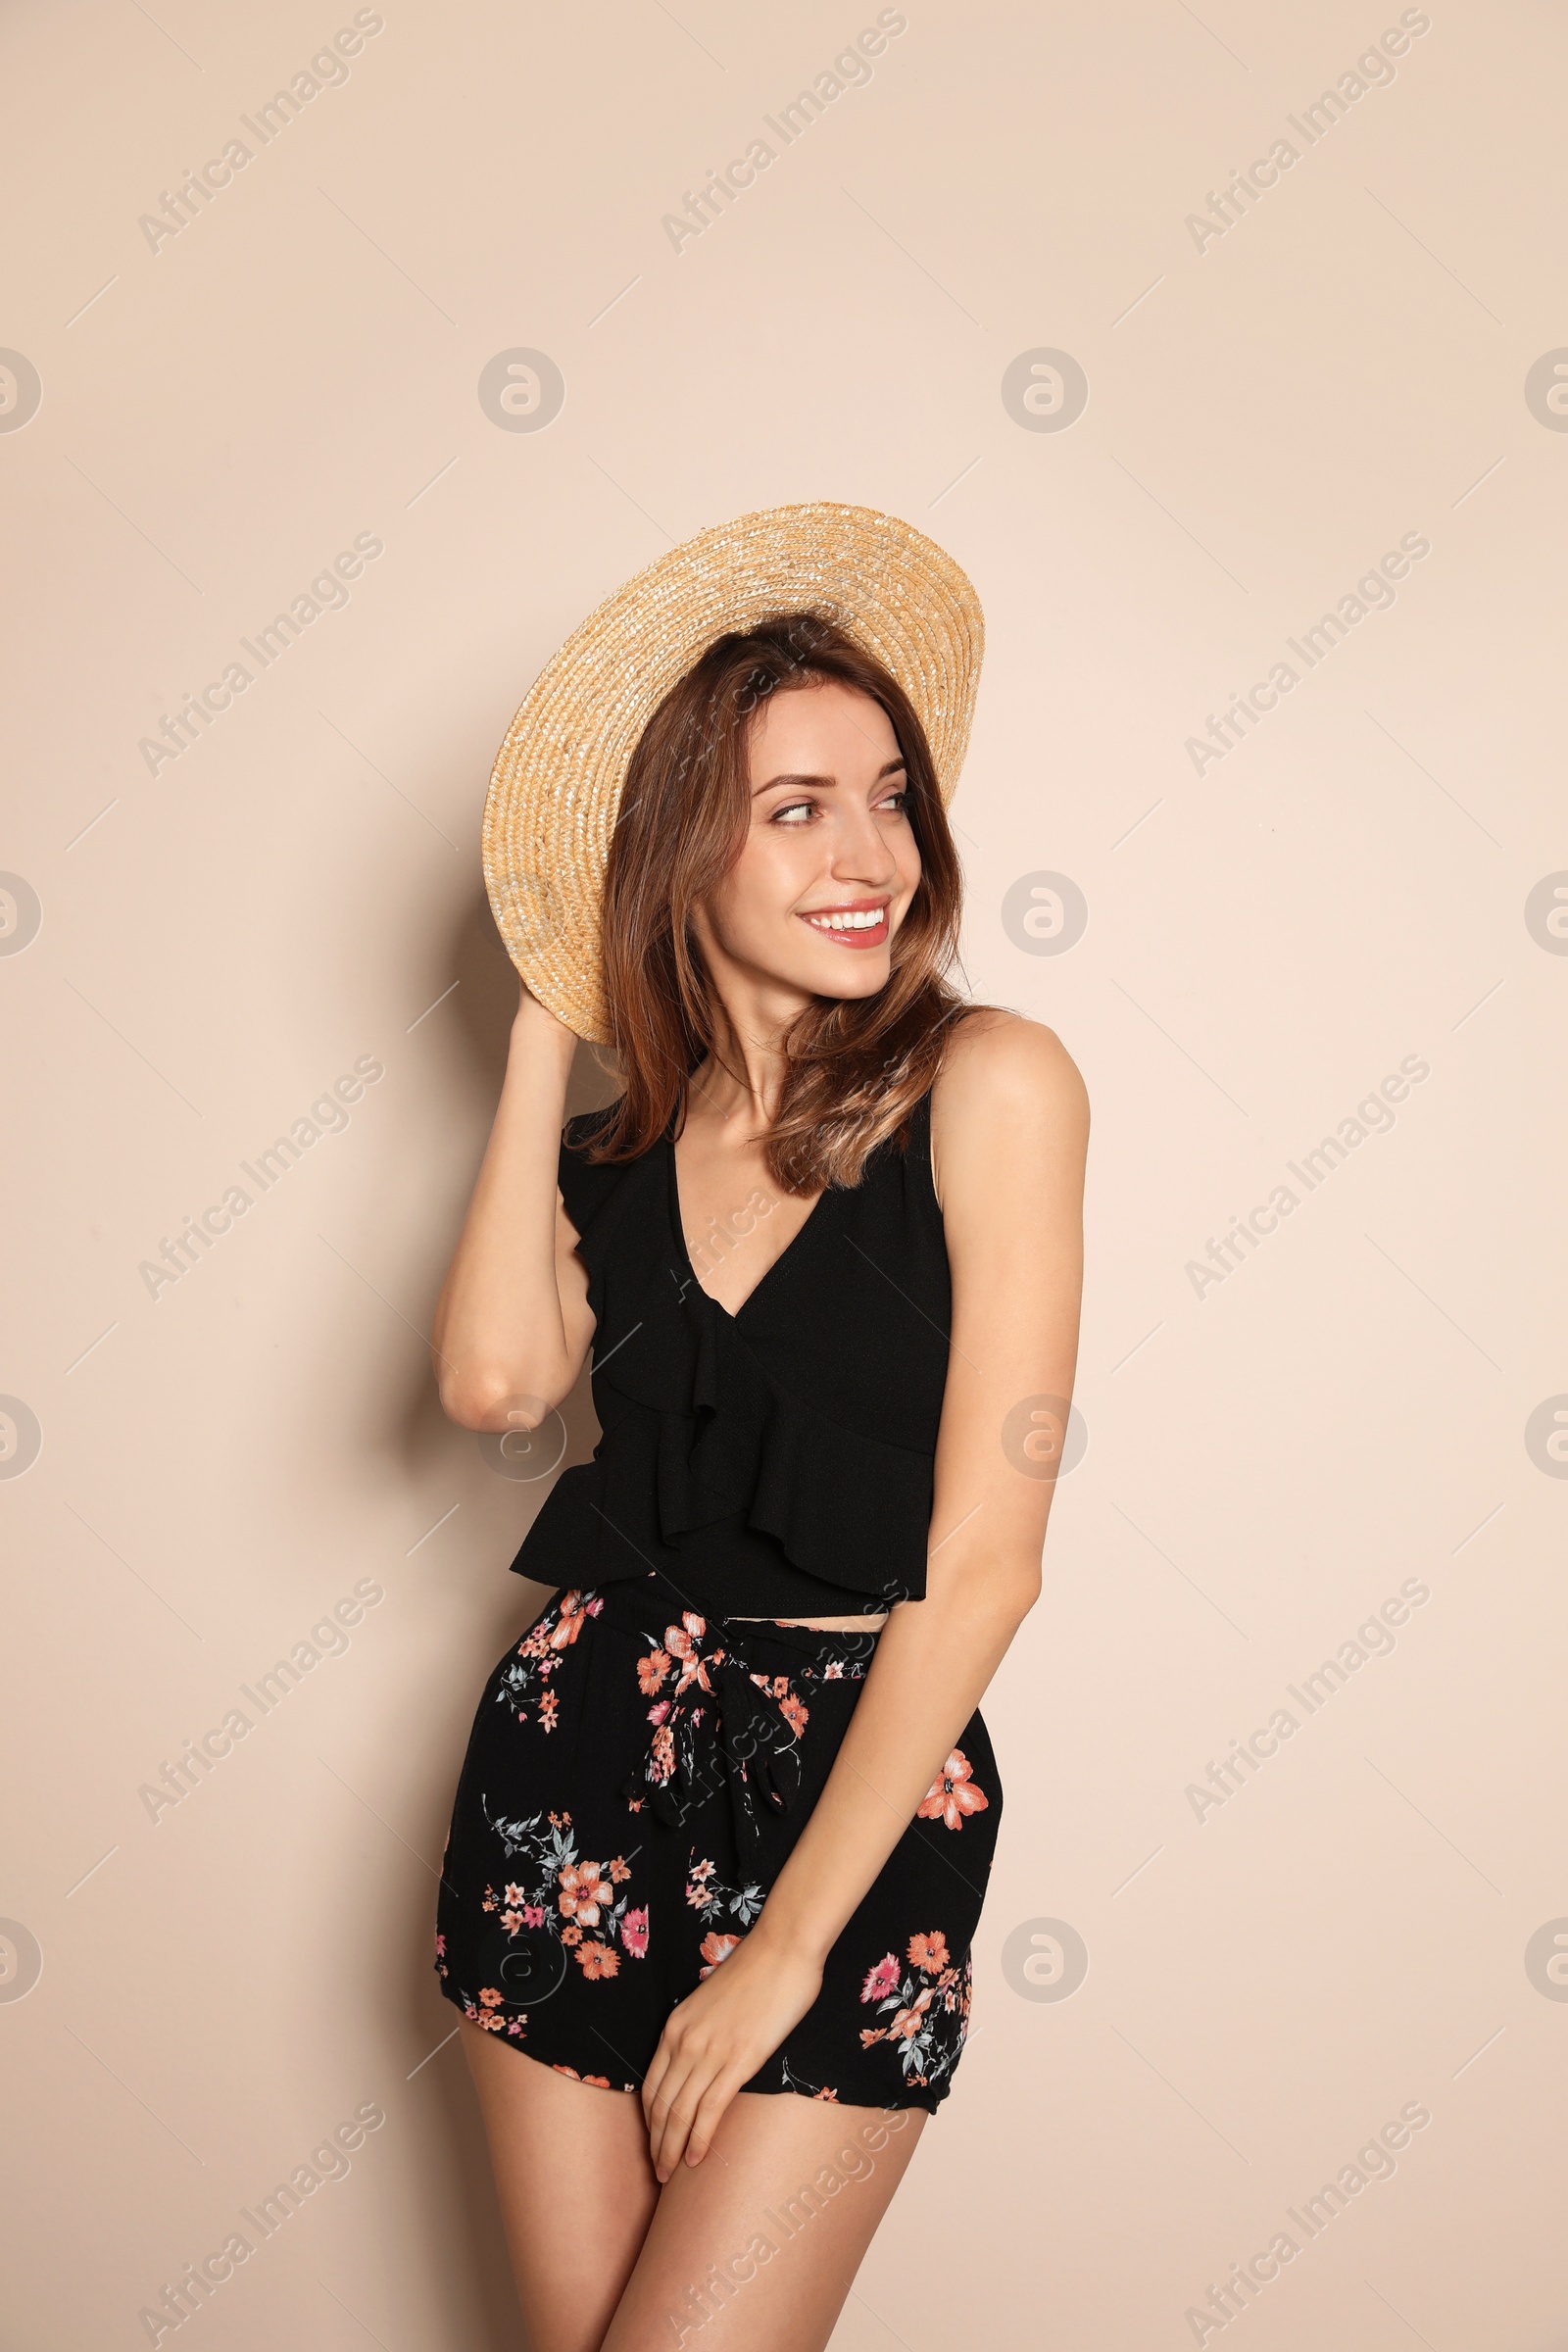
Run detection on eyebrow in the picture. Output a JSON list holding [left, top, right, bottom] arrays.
[[752, 757, 907, 797]]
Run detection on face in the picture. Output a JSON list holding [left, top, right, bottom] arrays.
[[691, 678, 921, 1009]]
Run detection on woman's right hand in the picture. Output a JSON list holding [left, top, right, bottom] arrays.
[[514, 972, 585, 1048]]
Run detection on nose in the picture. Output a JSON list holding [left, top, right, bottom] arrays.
[[827, 800, 902, 888]]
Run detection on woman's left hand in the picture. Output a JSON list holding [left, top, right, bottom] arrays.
[[641, 1927, 823, 2180]]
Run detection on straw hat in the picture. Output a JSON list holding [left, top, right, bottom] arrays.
[[481, 500, 984, 1043]]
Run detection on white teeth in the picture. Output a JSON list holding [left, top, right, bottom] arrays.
[[806, 908, 884, 931]]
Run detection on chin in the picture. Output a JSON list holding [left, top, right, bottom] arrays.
[[801, 953, 891, 1002]]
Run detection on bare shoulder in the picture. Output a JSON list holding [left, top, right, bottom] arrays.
[[927, 1010, 1088, 1218], [932, 1008, 1088, 1138]]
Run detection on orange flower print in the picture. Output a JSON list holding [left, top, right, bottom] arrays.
[[638, 1647, 671, 1695], [561, 1925, 582, 1946], [907, 1932, 950, 1975], [503, 1884, 527, 1908], [890, 1987, 934, 2040], [651, 1723, 675, 1785], [917, 1749, 990, 1831], [608, 1856, 631, 1884], [478, 1986, 503, 2009], [558, 1860, 612, 1928], [576, 1939, 619, 1980], [666, 1613, 714, 1694], [813, 2086, 839, 2101], [549, 1590, 598, 1649], [747, 1670, 808, 1735], [538, 1690, 559, 1732], [699, 1931, 742, 1976]]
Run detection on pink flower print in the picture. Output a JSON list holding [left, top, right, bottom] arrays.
[[916, 1749, 991, 1832], [699, 1931, 741, 1977], [860, 1955, 901, 2005], [620, 1906, 650, 1958], [521, 1904, 544, 1929]]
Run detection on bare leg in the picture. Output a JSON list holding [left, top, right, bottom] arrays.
[[461, 2020, 660, 2352], [602, 2090, 926, 2351]]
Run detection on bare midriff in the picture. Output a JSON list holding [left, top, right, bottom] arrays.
[[733, 1613, 890, 1631]]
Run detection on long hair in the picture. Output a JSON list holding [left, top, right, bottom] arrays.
[[584, 611, 981, 1193]]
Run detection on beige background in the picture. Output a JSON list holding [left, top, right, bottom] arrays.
[[3, 0, 1565, 2343]]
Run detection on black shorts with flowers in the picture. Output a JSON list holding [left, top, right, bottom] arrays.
[[433, 1574, 1004, 2112]]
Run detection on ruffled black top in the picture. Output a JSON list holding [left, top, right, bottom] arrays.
[[508, 1090, 952, 1615]]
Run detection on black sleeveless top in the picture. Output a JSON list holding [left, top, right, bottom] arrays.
[[508, 1091, 952, 1616]]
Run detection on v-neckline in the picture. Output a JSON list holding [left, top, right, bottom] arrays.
[[664, 1130, 830, 1323]]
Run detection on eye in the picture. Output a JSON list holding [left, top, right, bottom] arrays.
[[768, 799, 816, 826], [876, 786, 910, 815]]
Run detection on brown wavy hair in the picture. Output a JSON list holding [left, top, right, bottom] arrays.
[[582, 611, 982, 1193]]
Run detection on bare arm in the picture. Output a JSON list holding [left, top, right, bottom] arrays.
[[429, 984, 597, 1431], [641, 1011, 1089, 2174]]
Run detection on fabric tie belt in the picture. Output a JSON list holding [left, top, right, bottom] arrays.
[[620, 1644, 807, 1869]]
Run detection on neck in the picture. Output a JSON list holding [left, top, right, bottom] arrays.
[[693, 975, 811, 1132]]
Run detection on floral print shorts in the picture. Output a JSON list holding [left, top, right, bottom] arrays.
[[434, 1574, 1003, 2112]]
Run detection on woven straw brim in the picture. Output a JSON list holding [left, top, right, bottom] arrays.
[[482, 500, 984, 1043]]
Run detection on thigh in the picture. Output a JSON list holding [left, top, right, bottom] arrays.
[[602, 2090, 926, 2352], [462, 2020, 659, 2352]]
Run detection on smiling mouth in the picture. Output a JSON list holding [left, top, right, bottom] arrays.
[[798, 900, 891, 949]]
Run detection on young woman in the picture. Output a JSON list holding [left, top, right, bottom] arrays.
[[430, 508, 1087, 2351]]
